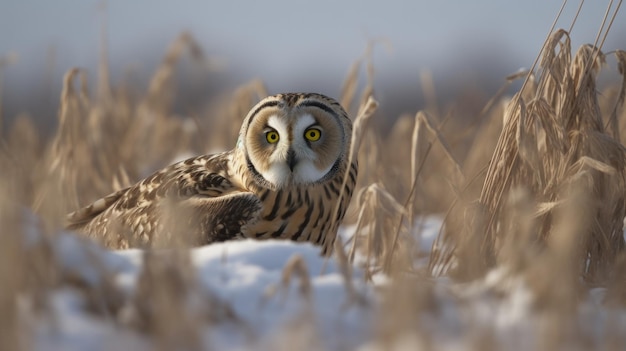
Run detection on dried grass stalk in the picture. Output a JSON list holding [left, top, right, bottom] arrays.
[[146, 32, 204, 112], [350, 183, 407, 273], [0, 173, 24, 351], [449, 30, 626, 283], [131, 251, 202, 351], [325, 95, 377, 255], [333, 236, 367, 306], [281, 255, 312, 300], [609, 50, 626, 140]]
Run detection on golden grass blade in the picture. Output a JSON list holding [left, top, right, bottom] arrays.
[[468, 30, 626, 283], [325, 96, 378, 255], [608, 50, 626, 139], [567, 0, 585, 33]]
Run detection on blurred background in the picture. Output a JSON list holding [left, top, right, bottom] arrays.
[[0, 0, 624, 130]]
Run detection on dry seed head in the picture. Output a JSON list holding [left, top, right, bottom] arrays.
[[473, 33, 626, 283]]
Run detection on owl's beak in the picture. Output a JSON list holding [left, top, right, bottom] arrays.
[[286, 148, 297, 171]]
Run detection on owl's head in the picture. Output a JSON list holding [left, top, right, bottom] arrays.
[[237, 93, 352, 189]]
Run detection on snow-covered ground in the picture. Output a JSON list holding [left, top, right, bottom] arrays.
[[17, 215, 626, 350], [24, 222, 382, 351]]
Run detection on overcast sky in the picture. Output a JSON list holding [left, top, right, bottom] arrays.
[[0, 1, 624, 119]]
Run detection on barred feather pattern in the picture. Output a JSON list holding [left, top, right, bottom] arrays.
[[240, 161, 357, 253]]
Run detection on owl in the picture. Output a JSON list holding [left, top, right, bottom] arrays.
[[66, 93, 357, 254]]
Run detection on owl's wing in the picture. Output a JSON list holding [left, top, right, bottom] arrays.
[[65, 187, 130, 227], [66, 153, 262, 247]]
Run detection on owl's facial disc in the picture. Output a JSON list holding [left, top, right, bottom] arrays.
[[252, 113, 338, 188]]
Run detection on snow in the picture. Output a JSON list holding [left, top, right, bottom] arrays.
[[17, 214, 626, 350], [25, 225, 377, 351], [32, 289, 150, 351]]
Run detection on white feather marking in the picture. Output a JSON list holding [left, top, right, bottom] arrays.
[[293, 114, 316, 136], [263, 163, 291, 186], [91, 198, 109, 212], [295, 161, 333, 183], [267, 115, 288, 140]]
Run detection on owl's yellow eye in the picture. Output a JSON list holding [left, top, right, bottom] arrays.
[[304, 128, 322, 142], [266, 130, 280, 143]]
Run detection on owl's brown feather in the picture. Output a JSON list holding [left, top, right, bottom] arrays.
[[67, 153, 262, 248], [67, 93, 356, 254]]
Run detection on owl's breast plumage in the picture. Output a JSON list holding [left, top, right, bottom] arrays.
[[241, 161, 357, 254]]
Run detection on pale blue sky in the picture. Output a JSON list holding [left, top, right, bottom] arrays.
[[0, 1, 624, 119]]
